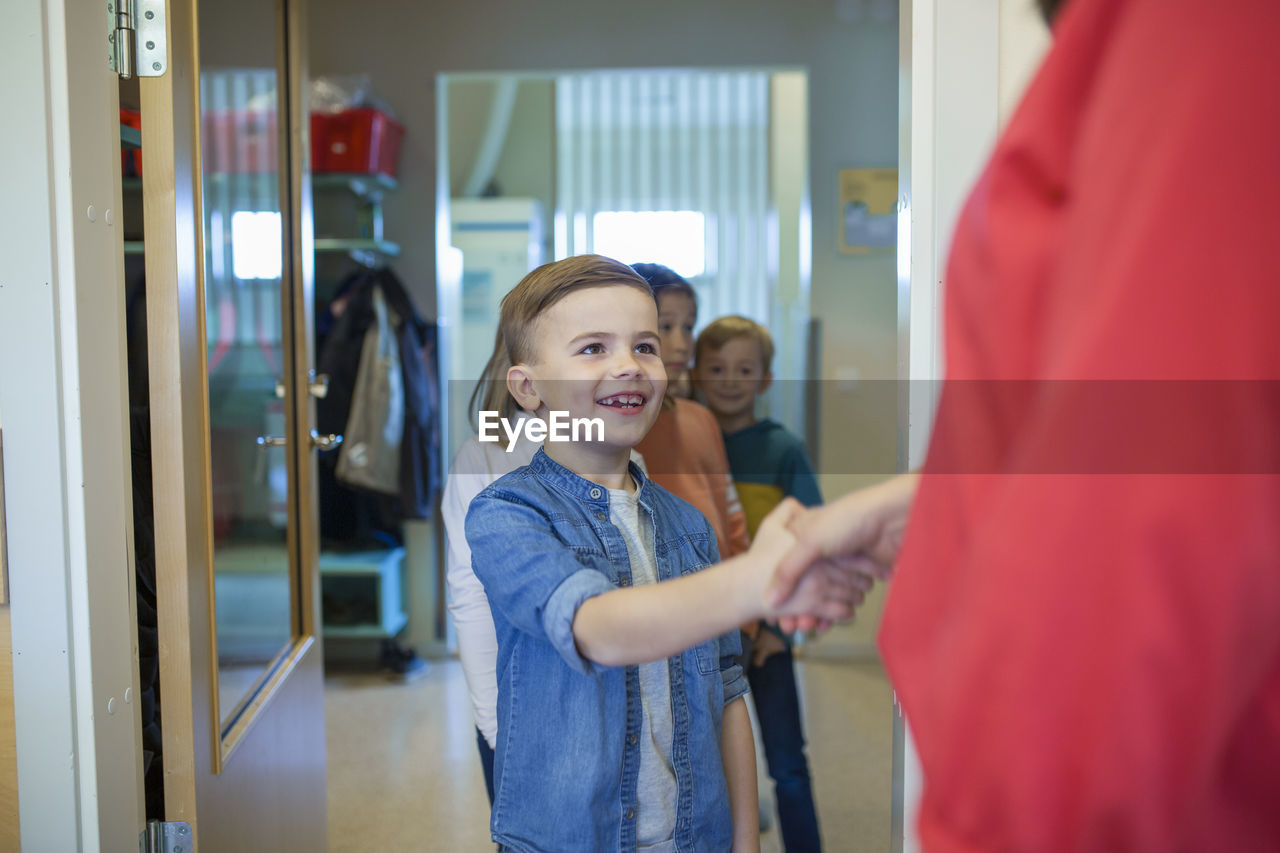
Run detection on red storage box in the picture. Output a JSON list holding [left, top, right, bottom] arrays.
[[309, 112, 331, 172], [120, 108, 142, 177], [201, 109, 278, 174], [316, 108, 403, 177]]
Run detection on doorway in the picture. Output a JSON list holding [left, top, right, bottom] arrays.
[[303, 1, 902, 849]]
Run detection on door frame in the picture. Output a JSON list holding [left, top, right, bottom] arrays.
[[0, 0, 145, 849], [893, 0, 1000, 847], [893, 1, 1047, 851]]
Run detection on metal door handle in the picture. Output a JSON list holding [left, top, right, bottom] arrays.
[[273, 373, 329, 400], [310, 430, 343, 451], [308, 371, 330, 399], [259, 433, 342, 450]]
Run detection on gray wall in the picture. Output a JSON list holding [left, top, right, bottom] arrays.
[[308, 0, 901, 476]]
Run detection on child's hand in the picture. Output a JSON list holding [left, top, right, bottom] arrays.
[[751, 628, 787, 668], [764, 553, 869, 627], [766, 474, 917, 610], [747, 497, 804, 568]]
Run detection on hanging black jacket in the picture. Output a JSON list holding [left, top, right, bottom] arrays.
[[316, 266, 440, 535]]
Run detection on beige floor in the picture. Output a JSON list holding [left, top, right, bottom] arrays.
[[325, 657, 894, 853]]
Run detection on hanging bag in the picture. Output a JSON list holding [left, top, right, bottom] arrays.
[[336, 285, 404, 494]]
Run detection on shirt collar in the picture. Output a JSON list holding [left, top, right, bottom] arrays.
[[530, 447, 650, 507]]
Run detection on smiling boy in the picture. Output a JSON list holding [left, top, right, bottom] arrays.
[[694, 316, 822, 535], [465, 256, 859, 853]]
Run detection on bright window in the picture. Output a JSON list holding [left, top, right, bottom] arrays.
[[231, 210, 283, 280], [591, 210, 706, 278]]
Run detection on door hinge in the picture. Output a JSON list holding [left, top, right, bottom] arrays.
[[108, 0, 167, 79], [139, 820, 193, 853]]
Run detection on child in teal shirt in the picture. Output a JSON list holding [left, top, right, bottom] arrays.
[[694, 315, 824, 852]]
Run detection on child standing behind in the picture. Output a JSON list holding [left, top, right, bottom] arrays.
[[466, 256, 858, 853], [694, 315, 825, 853], [630, 262, 750, 561]]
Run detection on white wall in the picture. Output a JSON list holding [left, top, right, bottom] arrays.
[[2, 1, 144, 848], [1000, 0, 1053, 125]]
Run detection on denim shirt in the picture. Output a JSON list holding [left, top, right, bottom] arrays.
[[466, 449, 748, 853]]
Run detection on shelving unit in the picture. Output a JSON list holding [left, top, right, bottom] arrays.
[[118, 173, 400, 265], [310, 172, 409, 644], [319, 547, 408, 638], [312, 172, 400, 267], [313, 237, 399, 265]]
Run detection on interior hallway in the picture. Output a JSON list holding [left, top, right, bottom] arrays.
[[325, 656, 894, 852]]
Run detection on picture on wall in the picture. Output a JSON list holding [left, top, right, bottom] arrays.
[[838, 167, 898, 254]]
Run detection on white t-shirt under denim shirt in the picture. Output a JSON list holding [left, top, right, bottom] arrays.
[[442, 419, 538, 748], [609, 481, 678, 853]]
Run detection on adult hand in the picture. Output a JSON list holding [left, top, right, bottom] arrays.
[[766, 473, 919, 633], [752, 498, 867, 626]]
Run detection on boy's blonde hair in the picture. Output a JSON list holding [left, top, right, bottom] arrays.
[[499, 254, 653, 365], [695, 315, 775, 371]]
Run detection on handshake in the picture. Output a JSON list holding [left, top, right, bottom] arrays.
[[749, 473, 920, 635]]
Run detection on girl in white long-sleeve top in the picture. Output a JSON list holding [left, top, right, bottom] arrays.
[[442, 330, 536, 803]]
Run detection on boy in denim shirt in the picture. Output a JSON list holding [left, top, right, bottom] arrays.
[[466, 256, 859, 852]]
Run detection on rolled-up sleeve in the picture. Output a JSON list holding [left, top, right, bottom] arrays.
[[687, 520, 748, 704], [718, 630, 749, 705], [541, 567, 616, 675], [467, 488, 615, 676]]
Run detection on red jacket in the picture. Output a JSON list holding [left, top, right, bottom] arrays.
[[880, 0, 1280, 849]]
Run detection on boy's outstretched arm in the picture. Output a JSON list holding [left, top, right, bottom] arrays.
[[573, 499, 862, 667], [720, 696, 760, 853]]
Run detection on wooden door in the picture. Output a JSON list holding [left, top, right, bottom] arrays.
[[139, 0, 327, 848]]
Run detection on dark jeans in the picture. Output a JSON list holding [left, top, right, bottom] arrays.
[[476, 726, 496, 806], [749, 643, 822, 852]]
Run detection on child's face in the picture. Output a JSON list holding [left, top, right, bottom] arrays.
[[515, 284, 667, 453], [694, 336, 771, 424], [656, 292, 697, 377]]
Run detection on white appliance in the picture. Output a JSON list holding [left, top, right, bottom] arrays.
[[441, 198, 544, 462]]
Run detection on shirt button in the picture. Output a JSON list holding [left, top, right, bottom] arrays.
[[589, 487, 602, 499], [625, 808, 636, 821], [628, 733, 639, 746], [618, 576, 630, 587], [595, 511, 606, 521]]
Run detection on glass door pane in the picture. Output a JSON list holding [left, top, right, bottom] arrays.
[[200, 54, 294, 729]]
